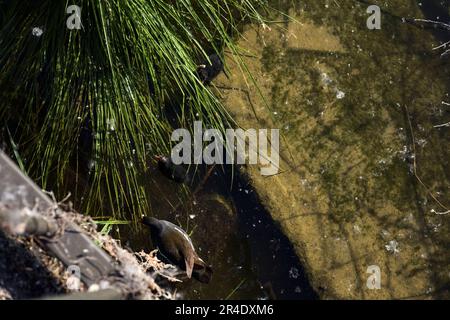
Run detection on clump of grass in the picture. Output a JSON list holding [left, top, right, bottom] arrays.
[[0, 1, 269, 221]]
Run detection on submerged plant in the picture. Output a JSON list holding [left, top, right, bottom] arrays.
[[0, 0, 268, 220]]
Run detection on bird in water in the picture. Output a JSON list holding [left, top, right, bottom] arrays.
[[141, 216, 213, 283], [154, 155, 188, 183], [197, 53, 223, 85]]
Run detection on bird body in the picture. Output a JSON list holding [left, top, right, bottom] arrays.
[[155, 155, 187, 183], [142, 216, 212, 283], [197, 53, 223, 85]]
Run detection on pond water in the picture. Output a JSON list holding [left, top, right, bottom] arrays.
[[209, 0, 450, 298], [1, 0, 449, 301], [119, 165, 317, 300], [80, 0, 450, 299]]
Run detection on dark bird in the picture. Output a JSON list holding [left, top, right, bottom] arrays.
[[197, 53, 223, 85], [155, 155, 187, 183], [141, 216, 213, 283]]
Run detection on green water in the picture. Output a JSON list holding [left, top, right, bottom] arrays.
[[117, 0, 450, 299], [102, 0, 450, 299], [215, 0, 450, 298], [119, 166, 316, 299]]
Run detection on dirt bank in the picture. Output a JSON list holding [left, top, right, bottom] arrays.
[[0, 209, 174, 300]]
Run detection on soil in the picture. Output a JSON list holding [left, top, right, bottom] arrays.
[[0, 209, 174, 300]]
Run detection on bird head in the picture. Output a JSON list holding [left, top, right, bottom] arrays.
[[141, 215, 162, 232], [153, 155, 163, 163], [154, 155, 170, 164]]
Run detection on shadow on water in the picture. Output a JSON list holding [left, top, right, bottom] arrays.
[[119, 164, 317, 300], [416, 0, 450, 43], [227, 168, 318, 300]]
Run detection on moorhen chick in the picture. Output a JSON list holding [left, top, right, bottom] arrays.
[[197, 53, 223, 85], [142, 216, 213, 283], [155, 155, 188, 183]]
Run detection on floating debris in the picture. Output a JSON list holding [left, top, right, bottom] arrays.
[[335, 89, 346, 99], [380, 229, 390, 239], [385, 240, 400, 254], [31, 27, 43, 37], [321, 73, 333, 86], [416, 138, 427, 148], [431, 209, 450, 215], [353, 224, 361, 234], [289, 267, 299, 279]]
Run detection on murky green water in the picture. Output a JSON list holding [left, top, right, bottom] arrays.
[[67, 0, 450, 299], [114, 0, 450, 299], [119, 166, 316, 299], [212, 0, 450, 298]]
